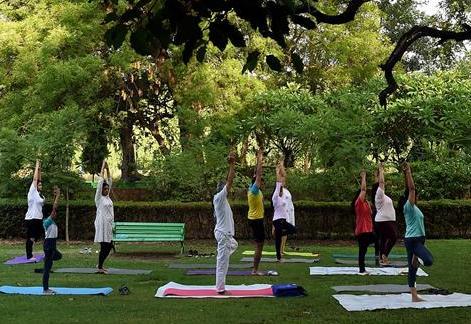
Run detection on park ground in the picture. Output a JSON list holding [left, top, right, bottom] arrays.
[[0, 239, 470, 324]]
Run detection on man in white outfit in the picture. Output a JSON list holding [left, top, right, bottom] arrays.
[[213, 152, 238, 294]]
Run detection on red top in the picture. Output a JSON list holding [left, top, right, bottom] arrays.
[[354, 196, 373, 236]]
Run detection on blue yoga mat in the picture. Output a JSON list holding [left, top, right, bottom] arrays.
[[0, 286, 113, 296]]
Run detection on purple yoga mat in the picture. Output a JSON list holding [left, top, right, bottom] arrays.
[[4, 254, 45, 265], [186, 269, 278, 276]]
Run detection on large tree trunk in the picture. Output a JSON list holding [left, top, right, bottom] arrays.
[[119, 116, 140, 182]]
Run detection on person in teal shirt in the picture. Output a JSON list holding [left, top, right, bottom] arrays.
[[399, 163, 433, 302]]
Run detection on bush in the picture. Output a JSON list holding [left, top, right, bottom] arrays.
[[2, 199, 471, 240]]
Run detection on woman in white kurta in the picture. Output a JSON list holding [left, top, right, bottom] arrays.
[[94, 160, 114, 274], [25, 160, 44, 261]]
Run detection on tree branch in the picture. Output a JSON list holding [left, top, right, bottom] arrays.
[[297, 0, 371, 25], [380, 25, 471, 107]]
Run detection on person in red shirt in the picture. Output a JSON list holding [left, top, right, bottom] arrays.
[[351, 171, 378, 274]]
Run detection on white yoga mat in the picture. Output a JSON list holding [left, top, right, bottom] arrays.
[[309, 267, 428, 276], [333, 293, 471, 311], [155, 282, 274, 298]]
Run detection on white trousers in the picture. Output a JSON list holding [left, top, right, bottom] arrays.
[[215, 230, 238, 291]]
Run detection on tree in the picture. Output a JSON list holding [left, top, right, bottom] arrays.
[[100, 0, 471, 105]]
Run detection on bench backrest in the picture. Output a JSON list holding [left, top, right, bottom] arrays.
[[113, 222, 185, 240]]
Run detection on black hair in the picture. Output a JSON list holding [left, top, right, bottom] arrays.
[[251, 176, 256, 185], [43, 204, 53, 217], [351, 189, 361, 215], [370, 182, 379, 216]]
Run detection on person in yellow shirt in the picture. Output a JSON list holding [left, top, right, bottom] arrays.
[[247, 149, 265, 275]]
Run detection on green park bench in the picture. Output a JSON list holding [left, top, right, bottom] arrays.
[[113, 222, 185, 254]]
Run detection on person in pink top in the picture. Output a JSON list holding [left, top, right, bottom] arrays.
[[352, 171, 377, 274], [272, 157, 296, 262]]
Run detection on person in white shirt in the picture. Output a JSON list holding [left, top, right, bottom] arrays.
[[373, 163, 397, 266], [272, 158, 296, 262], [94, 160, 114, 274], [25, 160, 45, 261], [213, 152, 238, 294], [42, 186, 62, 295]]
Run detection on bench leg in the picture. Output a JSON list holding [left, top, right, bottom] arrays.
[[180, 241, 184, 255]]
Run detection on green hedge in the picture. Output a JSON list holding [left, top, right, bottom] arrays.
[[1, 199, 471, 240]]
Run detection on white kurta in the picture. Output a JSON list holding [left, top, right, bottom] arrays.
[[94, 177, 114, 243], [213, 185, 238, 292], [25, 182, 44, 220]]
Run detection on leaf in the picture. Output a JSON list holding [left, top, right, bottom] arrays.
[[291, 14, 317, 29], [182, 41, 197, 64], [242, 50, 260, 73], [104, 24, 128, 49], [291, 52, 303, 74], [130, 28, 161, 56], [266, 55, 282, 72], [209, 22, 229, 51], [225, 22, 246, 47], [102, 12, 119, 25], [196, 45, 206, 63]]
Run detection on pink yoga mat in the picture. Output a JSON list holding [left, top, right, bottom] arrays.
[[4, 255, 45, 265], [156, 282, 274, 298], [164, 287, 274, 297]]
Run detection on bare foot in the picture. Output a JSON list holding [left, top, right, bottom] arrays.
[[412, 295, 425, 302], [251, 270, 265, 276]]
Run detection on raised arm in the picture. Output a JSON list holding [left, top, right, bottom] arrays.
[[51, 186, 61, 217], [226, 152, 236, 192], [254, 148, 263, 188], [33, 160, 40, 188], [359, 171, 367, 201], [276, 158, 286, 197], [403, 162, 416, 205], [100, 160, 106, 179], [95, 160, 106, 205], [378, 163, 385, 191]]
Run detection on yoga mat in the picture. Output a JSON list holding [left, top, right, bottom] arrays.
[[168, 263, 253, 269], [4, 254, 45, 265], [241, 257, 319, 263], [185, 269, 278, 276], [242, 250, 319, 257], [333, 293, 471, 311], [54, 268, 152, 275], [334, 258, 408, 268], [309, 267, 428, 276], [0, 286, 113, 296], [155, 282, 274, 298], [332, 284, 436, 294], [332, 253, 407, 260]]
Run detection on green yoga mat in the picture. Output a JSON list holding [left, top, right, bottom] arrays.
[[168, 263, 253, 269], [242, 250, 319, 257], [332, 253, 407, 260]]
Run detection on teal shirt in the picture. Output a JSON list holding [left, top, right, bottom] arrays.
[[403, 201, 425, 238]]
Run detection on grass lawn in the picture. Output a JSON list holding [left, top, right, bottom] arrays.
[[0, 239, 470, 324]]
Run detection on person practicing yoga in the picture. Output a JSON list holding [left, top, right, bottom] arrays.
[[400, 162, 433, 302], [43, 186, 63, 295], [352, 171, 377, 274], [25, 160, 45, 261], [272, 157, 296, 262], [213, 151, 239, 294], [373, 163, 397, 266], [94, 160, 114, 274], [247, 148, 265, 275]]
